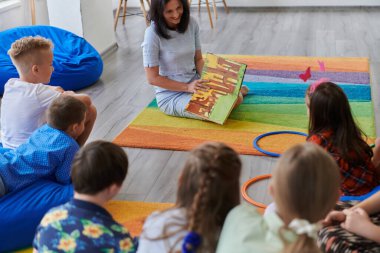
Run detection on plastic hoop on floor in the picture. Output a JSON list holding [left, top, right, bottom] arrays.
[[241, 174, 272, 208], [253, 131, 308, 157]]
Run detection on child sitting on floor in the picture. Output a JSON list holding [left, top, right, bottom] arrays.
[[137, 142, 242, 253], [1, 35, 97, 149], [306, 80, 380, 196], [217, 143, 340, 253], [320, 188, 380, 252], [33, 140, 137, 252], [319, 154, 380, 253], [0, 96, 86, 197]]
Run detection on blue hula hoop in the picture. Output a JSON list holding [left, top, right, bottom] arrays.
[[253, 131, 308, 157]]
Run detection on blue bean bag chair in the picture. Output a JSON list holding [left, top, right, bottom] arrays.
[[340, 185, 380, 202], [0, 25, 103, 95], [0, 180, 73, 252]]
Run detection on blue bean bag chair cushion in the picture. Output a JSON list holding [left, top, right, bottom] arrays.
[[340, 185, 380, 202], [0, 180, 73, 252], [0, 25, 103, 95]]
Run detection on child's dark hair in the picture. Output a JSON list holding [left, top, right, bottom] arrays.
[[177, 142, 241, 252], [307, 82, 373, 162], [47, 96, 87, 132], [149, 0, 190, 39], [71, 140, 129, 194]]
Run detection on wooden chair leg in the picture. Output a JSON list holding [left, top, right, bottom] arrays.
[[198, 0, 201, 12], [30, 0, 36, 25], [212, 0, 217, 19], [114, 0, 123, 30], [140, 0, 149, 26], [146, 0, 151, 7], [222, 0, 229, 13], [204, 0, 213, 28], [122, 0, 127, 25]]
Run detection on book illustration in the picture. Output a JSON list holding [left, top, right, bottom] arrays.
[[185, 53, 247, 125]]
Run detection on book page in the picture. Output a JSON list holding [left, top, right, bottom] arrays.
[[185, 53, 247, 124]]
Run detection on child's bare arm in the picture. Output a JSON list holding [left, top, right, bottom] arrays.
[[47, 85, 64, 93], [341, 208, 380, 243], [61, 91, 92, 107], [324, 192, 380, 227], [354, 191, 380, 215]]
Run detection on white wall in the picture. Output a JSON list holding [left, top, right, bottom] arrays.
[[121, 0, 380, 8], [1, 0, 116, 54], [46, 0, 83, 36], [0, 0, 49, 31], [112, 0, 119, 9], [80, 0, 116, 54], [47, 0, 117, 54]]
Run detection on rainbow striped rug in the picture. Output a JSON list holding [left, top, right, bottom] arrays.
[[114, 55, 375, 155]]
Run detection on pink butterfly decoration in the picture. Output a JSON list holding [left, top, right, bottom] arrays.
[[318, 60, 326, 72], [299, 67, 311, 82]]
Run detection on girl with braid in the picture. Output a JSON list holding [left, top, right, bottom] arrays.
[[217, 143, 340, 253], [137, 142, 242, 253]]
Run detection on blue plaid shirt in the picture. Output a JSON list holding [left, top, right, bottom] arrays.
[[0, 124, 79, 194]]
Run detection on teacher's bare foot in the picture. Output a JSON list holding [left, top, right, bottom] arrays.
[[241, 85, 249, 96]]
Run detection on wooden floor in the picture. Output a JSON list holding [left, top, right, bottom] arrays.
[[6, 7, 380, 205]]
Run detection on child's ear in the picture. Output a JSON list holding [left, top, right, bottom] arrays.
[[72, 123, 80, 132], [31, 64, 39, 74], [66, 123, 79, 139], [107, 183, 121, 198], [67, 123, 76, 133]]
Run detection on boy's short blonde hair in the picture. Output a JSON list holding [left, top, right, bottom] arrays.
[[8, 36, 53, 75]]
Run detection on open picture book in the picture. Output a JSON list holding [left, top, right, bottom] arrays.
[[185, 53, 247, 124]]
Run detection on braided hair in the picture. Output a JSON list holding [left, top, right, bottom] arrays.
[[178, 142, 242, 252]]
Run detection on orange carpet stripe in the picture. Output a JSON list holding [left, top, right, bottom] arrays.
[[224, 55, 369, 72], [113, 126, 310, 155]]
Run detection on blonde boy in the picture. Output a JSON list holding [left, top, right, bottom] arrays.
[[1, 36, 97, 149]]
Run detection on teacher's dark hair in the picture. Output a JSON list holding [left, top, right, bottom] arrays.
[[149, 0, 190, 39]]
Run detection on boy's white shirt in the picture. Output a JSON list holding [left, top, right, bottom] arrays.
[[0, 78, 60, 149]]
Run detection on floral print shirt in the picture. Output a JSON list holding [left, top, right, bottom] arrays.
[[33, 199, 137, 253]]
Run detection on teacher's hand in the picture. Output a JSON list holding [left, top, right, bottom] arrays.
[[187, 79, 209, 93]]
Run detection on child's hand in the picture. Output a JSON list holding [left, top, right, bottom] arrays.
[[341, 208, 372, 235], [187, 79, 209, 93], [322, 210, 346, 226]]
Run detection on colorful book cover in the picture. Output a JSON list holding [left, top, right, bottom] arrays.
[[185, 53, 247, 124]]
